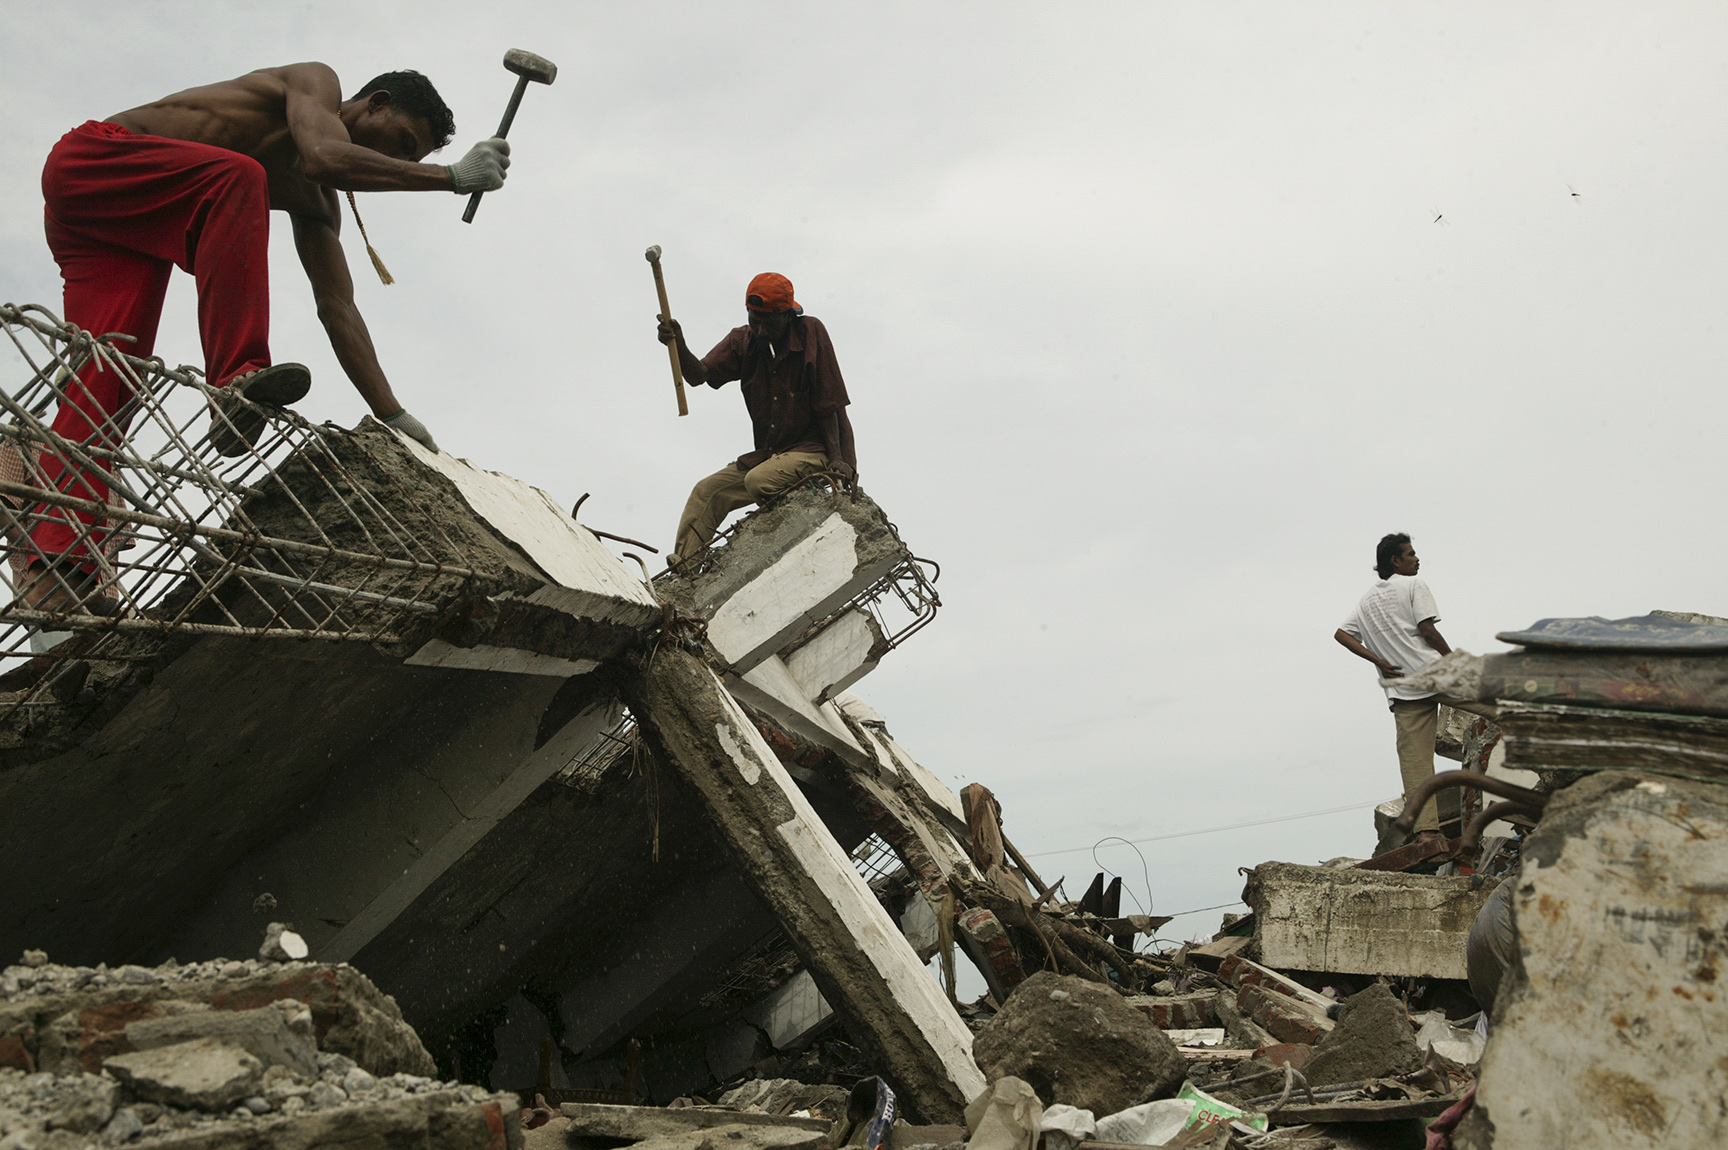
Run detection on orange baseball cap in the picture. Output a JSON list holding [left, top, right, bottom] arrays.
[[745, 272, 801, 314]]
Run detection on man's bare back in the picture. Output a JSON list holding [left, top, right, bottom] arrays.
[[43, 63, 509, 444], [107, 63, 453, 224]]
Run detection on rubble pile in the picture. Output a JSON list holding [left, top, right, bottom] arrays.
[[0, 950, 517, 1149], [2, 319, 1724, 1150]]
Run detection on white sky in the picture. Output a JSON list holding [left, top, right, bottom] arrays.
[[3, 2, 1725, 945]]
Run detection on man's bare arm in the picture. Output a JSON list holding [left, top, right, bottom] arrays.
[[1417, 618, 1452, 656], [281, 63, 453, 191], [818, 412, 854, 482], [291, 212, 402, 416], [1334, 629, 1402, 678]]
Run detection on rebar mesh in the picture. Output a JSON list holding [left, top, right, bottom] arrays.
[[0, 303, 476, 710]]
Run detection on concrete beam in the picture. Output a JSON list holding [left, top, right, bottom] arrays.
[[1459, 771, 1728, 1149], [1243, 862, 1498, 980], [727, 655, 867, 765], [784, 608, 885, 703], [657, 488, 909, 676], [621, 645, 983, 1122]]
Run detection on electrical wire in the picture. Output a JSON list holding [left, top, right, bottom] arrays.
[[1024, 801, 1369, 859], [1089, 835, 1154, 917]]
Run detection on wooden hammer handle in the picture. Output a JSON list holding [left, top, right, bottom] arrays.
[[651, 260, 689, 417]]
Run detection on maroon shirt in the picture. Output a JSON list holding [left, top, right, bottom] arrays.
[[700, 315, 857, 472]]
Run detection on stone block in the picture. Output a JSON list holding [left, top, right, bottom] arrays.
[[104, 1037, 266, 1112], [1243, 862, 1498, 980], [972, 972, 1185, 1116], [1458, 772, 1728, 1149], [1300, 983, 1422, 1088]]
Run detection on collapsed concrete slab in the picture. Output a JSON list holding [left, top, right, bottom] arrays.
[[620, 645, 983, 1122], [1458, 771, 1728, 1149], [1243, 862, 1498, 981]]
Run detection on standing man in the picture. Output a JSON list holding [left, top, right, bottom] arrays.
[[1334, 533, 1458, 841], [24, 63, 510, 611], [655, 273, 857, 565]]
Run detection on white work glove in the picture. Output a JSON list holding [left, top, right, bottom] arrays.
[[448, 138, 511, 194], [384, 408, 440, 453]]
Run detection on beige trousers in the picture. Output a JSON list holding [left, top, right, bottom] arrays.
[[1391, 697, 1440, 832], [672, 451, 828, 562]]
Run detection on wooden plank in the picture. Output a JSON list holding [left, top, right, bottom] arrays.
[[1268, 1096, 1457, 1125], [560, 1103, 831, 1135]]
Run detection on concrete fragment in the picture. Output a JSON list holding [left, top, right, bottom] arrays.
[[104, 1038, 265, 1112], [126, 1006, 317, 1078], [0, 962, 435, 1078], [657, 486, 908, 676], [1458, 771, 1728, 1149], [1299, 983, 1422, 1088], [256, 925, 307, 964], [972, 972, 1185, 1116], [1243, 862, 1498, 980], [45, 1074, 117, 1133], [783, 608, 885, 703], [716, 1079, 849, 1119]]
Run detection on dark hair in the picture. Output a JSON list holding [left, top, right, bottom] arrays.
[[1375, 533, 1412, 579], [350, 71, 455, 150]]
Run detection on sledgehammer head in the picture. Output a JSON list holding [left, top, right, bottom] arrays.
[[504, 49, 557, 86], [645, 245, 662, 264]]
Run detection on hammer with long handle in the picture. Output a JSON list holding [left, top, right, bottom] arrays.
[[463, 48, 557, 224], [646, 246, 689, 416]]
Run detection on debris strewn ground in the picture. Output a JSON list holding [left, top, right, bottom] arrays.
[[2, 314, 1724, 1147]]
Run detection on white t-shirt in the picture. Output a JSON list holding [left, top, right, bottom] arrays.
[[1340, 575, 1442, 701]]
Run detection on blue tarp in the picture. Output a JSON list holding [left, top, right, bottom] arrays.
[[1496, 614, 1728, 653]]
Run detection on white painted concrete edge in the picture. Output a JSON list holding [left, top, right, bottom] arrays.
[[404, 639, 600, 678], [389, 429, 657, 609], [707, 671, 984, 1100]]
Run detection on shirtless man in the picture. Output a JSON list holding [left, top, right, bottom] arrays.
[[26, 64, 507, 607]]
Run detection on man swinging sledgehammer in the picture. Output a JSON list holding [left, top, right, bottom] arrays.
[[23, 61, 511, 611], [655, 273, 859, 565]]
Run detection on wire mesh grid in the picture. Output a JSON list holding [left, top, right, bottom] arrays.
[[850, 832, 906, 885], [0, 303, 476, 705]]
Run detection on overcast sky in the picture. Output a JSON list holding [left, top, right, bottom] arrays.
[[4, 2, 1725, 945]]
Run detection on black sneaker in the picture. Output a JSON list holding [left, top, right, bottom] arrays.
[[210, 363, 312, 457]]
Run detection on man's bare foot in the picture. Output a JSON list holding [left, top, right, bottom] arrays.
[[210, 363, 311, 457]]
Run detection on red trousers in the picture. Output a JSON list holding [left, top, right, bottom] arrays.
[[33, 121, 274, 561]]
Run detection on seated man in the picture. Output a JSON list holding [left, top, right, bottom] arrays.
[[654, 273, 858, 565], [24, 63, 510, 610]]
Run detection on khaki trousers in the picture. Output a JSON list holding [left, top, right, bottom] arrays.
[[672, 451, 828, 562], [1391, 697, 1440, 832]]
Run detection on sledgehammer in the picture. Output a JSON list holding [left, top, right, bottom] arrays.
[[646, 246, 689, 416], [462, 48, 558, 223]]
